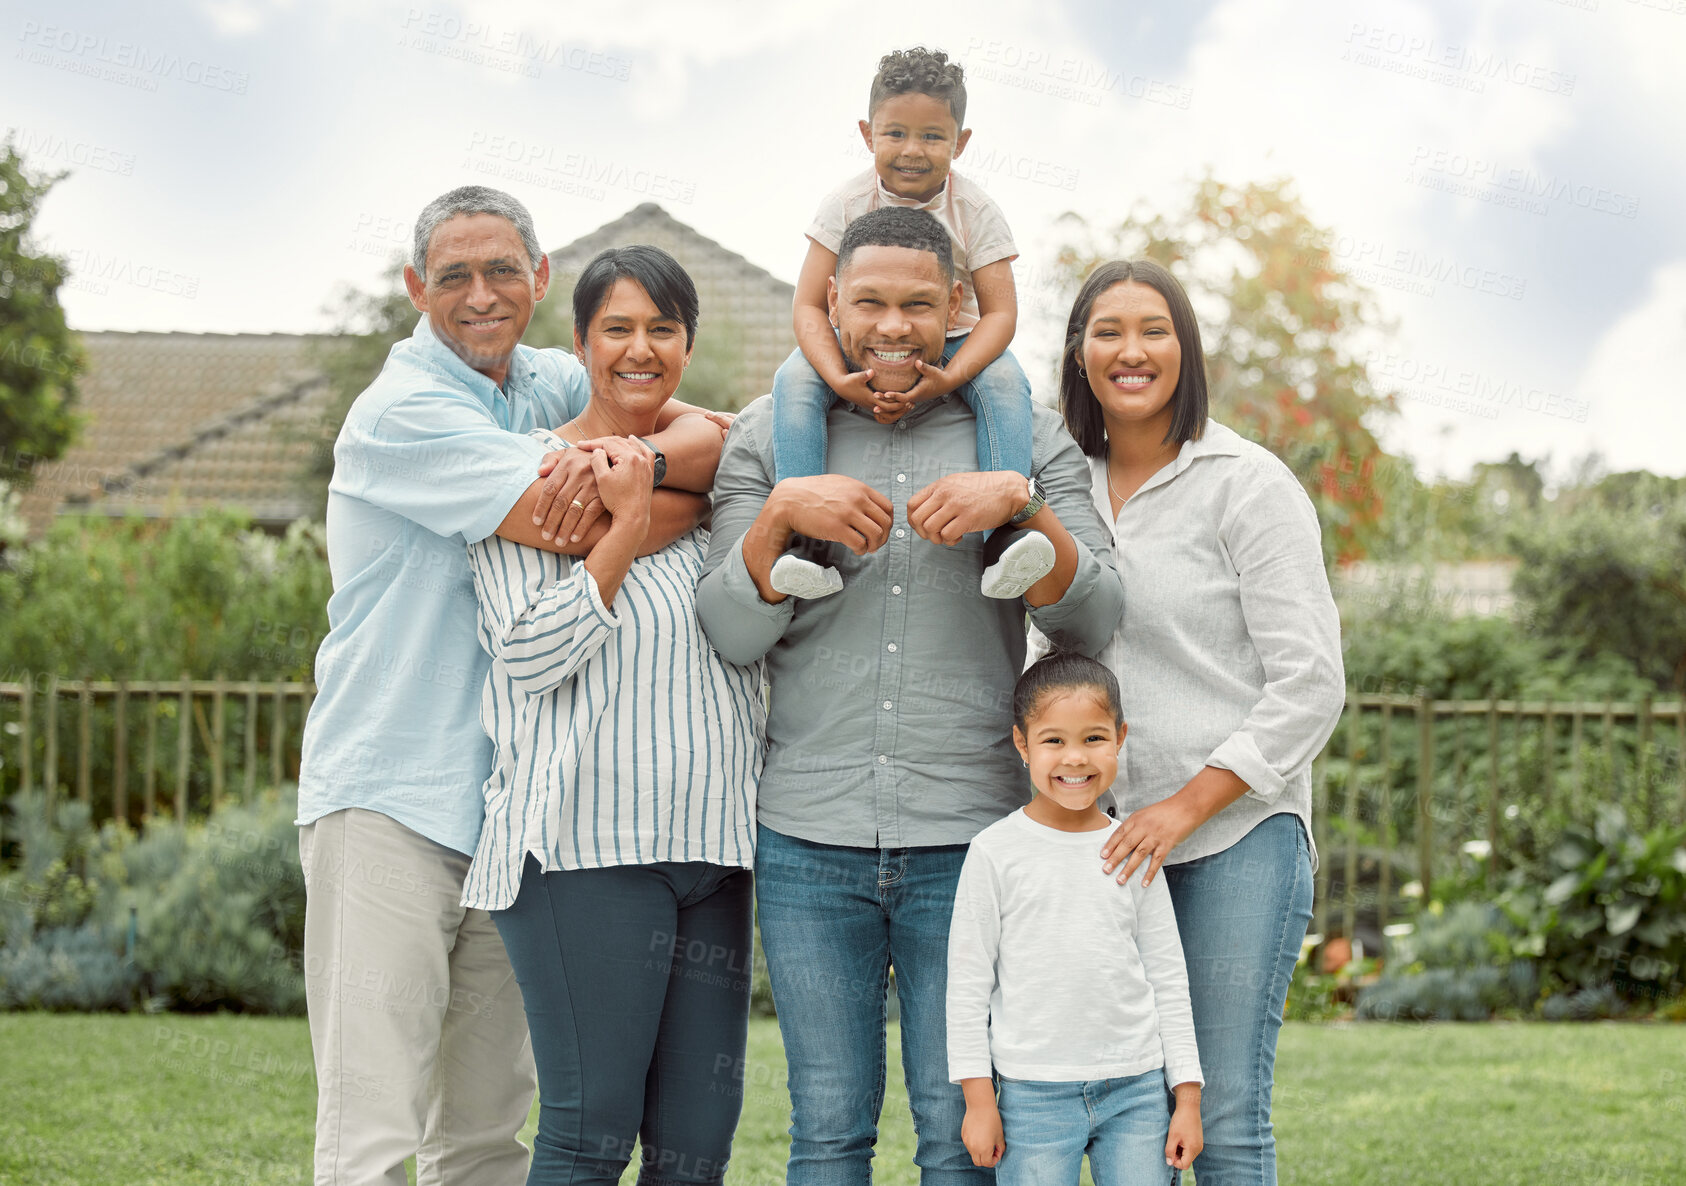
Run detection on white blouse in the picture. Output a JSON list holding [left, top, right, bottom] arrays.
[[1030, 420, 1345, 867]]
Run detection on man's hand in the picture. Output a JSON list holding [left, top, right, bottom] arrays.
[[907, 471, 1025, 546], [775, 475, 893, 556], [533, 447, 602, 543], [741, 474, 893, 604]]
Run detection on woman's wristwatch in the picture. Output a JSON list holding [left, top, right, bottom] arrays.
[[636, 437, 668, 488], [1008, 474, 1046, 526]]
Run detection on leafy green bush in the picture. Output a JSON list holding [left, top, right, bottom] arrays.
[[0, 787, 305, 1013], [0, 926, 138, 1010], [1357, 806, 1686, 1020], [0, 511, 330, 684], [124, 792, 305, 1013], [1355, 902, 1537, 1021], [1495, 805, 1686, 1011]]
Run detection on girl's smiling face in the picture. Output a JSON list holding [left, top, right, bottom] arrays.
[[1013, 690, 1126, 827]]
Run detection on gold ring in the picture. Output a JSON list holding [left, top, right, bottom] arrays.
[[570, 499, 586, 510]]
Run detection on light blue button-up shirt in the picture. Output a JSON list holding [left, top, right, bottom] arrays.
[[296, 317, 590, 856]]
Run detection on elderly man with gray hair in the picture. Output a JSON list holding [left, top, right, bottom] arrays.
[[295, 185, 728, 1185]]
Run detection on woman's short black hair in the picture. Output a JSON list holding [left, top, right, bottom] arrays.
[[572, 244, 699, 349], [1058, 259, 1209, 458], [1012, 652, 1124, 733]]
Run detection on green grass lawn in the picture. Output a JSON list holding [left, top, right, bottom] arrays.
[[1, 1014, 1681, 1185]]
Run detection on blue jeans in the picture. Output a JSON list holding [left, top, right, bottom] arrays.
[[1161, 813, 1313, 1186], [754, 824, 988, 1186], [770, 336, 1033, 484], [995, 1073, 1175, 1186], [493, 857, 753, 1186]]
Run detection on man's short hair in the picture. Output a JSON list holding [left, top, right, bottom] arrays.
[[869, 46, 967, 127], [411, 186, 543, 279], [836, 207, 954, 284]]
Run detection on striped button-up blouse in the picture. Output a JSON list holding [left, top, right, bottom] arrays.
[[460, 431, 764, 911]]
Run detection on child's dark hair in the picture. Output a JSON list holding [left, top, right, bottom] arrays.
[[1013, 652, 1124, 732], [868, 46, 967, 127]]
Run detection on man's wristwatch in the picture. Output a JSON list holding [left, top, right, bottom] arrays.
[[637, 437, 667, 488], [1008, 474, 1046, 526]]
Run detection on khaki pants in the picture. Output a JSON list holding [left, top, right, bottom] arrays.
[[299, 808, 536, 1186]]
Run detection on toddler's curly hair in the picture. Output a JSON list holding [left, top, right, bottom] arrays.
[[868, 46, 967, 127]]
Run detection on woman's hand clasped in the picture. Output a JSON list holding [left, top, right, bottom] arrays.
[[1101, 795, 1201, 887], [589, 436, 656, 521]]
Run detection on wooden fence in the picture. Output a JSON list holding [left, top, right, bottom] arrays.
[[0, 676, 313, 825], [1309, 692, 1686, 944], [2, 679, 1683, 940]]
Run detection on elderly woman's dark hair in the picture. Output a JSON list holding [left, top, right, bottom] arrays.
[[572, 244, 700, 348], [1013, 651, 1124, 733], [1059, 259, 1209, 457]]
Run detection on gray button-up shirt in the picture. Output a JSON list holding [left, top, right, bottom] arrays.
[[696, 393, 1124, 849]]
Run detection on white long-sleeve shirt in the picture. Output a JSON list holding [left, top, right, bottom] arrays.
[[1030, 419, 1346, 867], [946, 809, 1203, 1089]]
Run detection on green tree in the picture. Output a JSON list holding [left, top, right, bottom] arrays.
[[1055, 174, 1402, 562], [1510, 471, 1686, 692], [0, 138, 86, 547]]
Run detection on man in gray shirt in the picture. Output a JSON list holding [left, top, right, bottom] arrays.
[[696, 206, 1123, 1184]]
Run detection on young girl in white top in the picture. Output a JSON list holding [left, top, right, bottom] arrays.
[[947, 652, 1203, 1184]]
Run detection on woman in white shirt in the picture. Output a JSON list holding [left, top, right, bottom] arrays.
[[461, 245, 765, 1186], [1039, 259, 1345, 1186]]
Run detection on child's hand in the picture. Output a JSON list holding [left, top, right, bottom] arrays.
[[961, 1103, 1006, 1168], [901, 357, 962, 404], [1166, 1085, 1203, 1170], [830, 368, 880, 413]]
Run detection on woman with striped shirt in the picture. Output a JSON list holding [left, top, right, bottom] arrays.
[[461, 245, 765, 1186]]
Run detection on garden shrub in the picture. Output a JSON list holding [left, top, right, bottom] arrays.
[[125, 791, 306, 1014], [1355, 902, 1537, 1021], [1359, 806, 1686, 1019], [0, 787, 306, 1013]]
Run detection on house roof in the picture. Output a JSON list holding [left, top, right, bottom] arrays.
[[20, 204, 796, 536], [18, 331, 336, 536]]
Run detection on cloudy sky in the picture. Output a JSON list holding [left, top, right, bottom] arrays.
[[4, 0, 1682, 482]]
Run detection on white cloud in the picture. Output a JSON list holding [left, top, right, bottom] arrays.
[[1578, 257, 1686, 477], [199, 0, 292, 37]]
